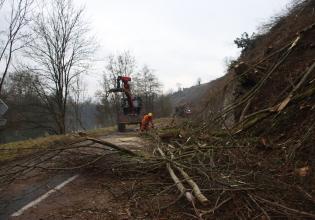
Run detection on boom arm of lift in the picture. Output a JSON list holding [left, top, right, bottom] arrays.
[[108, 76, 134, 111]]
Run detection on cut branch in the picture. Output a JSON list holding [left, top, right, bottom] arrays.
[[86, 137, 138, 156]]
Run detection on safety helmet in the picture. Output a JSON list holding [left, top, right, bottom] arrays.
[[148, 113, 153, 117]]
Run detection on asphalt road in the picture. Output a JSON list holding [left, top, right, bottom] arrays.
[[0, 173, 76, 219], [0, 131, 149, 220]]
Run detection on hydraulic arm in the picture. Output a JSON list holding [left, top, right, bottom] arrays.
[[108, 76, 134, 111]]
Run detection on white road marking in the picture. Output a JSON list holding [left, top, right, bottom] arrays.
[[11, 174, 79, 217]]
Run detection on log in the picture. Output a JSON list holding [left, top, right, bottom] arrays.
[[86, 137, 138, 156], [157, 147, 194, 203], [176, 166, 209, 205], [239, 98, 252, 122], [277, 61, 315, 112]]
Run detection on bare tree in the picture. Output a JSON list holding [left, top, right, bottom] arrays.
[[3, 70, 56, 135], [106, 51, 136, 85], [26, 0, 95, 134], [98, 53, 164, 124], [69, 76, 86, 131], [0, 0, 6, 8], [104, 51, 136, 115], [95, 74, 115, 126], [176, 83, 182, 92], [0, 0, 33, 95], [137, 65, 161, 112]]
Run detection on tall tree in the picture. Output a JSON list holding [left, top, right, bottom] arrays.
[[97, 53, 166, 126], [106, 51, 136, 85], [95, 74, 115, 126], [137, 65, 161, 112], [3, 70, 55, 136], [102, 52, 136, 121], [68, 76, 86, 131], [26, 0, 95, 134], [0, 0, 33, 95]]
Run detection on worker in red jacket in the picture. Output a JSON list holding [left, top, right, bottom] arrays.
[[141, 113, 154, 131]]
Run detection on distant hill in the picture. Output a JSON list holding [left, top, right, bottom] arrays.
[[169, 82, 211, 107], [168, 74, 232, 115]]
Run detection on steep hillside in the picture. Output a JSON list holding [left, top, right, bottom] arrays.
[[157, 0, 315, 218], [199, 1, 315, 126], [232, 0, 315, 120]]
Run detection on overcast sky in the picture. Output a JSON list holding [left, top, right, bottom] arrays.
[[74, 0, 292, 95]]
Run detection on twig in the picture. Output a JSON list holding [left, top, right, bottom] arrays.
[[248, 193, 271, 220], [200, 197, 232, 216], [255, 195, 315, 218]]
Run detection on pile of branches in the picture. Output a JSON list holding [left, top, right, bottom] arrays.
[[137, 21, 315, 219], [143, 127, 314, 219], [0, 126, 314, 219], [141, 21, 315, 219]]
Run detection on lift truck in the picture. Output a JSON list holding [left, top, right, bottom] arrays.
[[108, 76, 144, 132]]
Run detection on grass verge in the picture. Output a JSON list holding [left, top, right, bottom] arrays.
[[0, 126, 116, 162]]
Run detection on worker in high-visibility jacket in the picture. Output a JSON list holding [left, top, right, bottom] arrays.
[[141, 113, 154, 131]]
